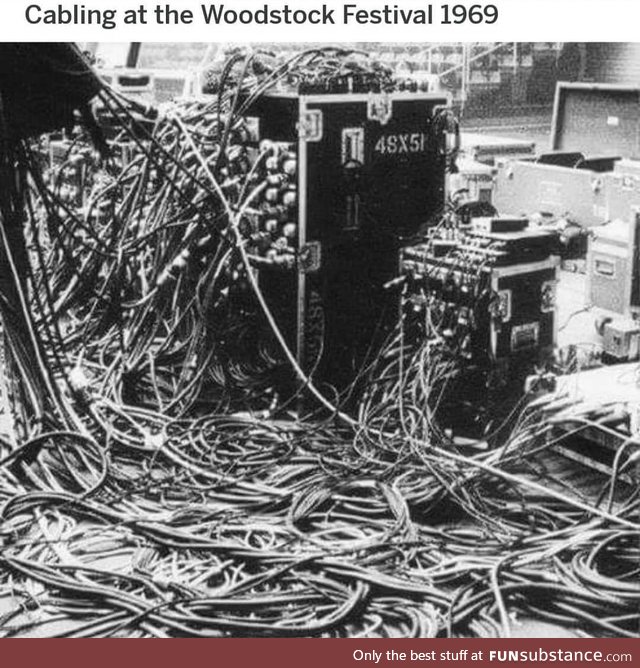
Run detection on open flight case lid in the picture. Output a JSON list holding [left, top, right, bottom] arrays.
[[551, 82, 640, 159]]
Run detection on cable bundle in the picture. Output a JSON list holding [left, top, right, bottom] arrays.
[[0, 48, 638, 638]]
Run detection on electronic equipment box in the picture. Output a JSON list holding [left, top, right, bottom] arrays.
[[245, 91, 451, 394], [587, 210, 640, 316], [450, 157, 495, 204], [604, 159, 640, 223], [100, 68, 156, 102], [460, 132, 536, 166], [493, 155, 610, 227], [401, 219, 559, 382], [602, 319, 640, 362], [494, 83, 640, 227]]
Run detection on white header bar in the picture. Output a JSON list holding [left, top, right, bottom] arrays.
[[0, 1, 633, 42]]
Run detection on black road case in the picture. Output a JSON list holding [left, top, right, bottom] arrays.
[[247, 91, 451, 394]]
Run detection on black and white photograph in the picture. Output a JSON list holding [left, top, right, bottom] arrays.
[[0, 40, 638, 639]]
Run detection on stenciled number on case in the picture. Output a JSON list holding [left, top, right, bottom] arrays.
[[373, 132, 429, 156]]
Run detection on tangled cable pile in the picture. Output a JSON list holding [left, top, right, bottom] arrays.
[[1, 397, 638, 637], [0, 48, 638, 637]]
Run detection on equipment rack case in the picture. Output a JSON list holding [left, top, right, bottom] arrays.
[[247, 90, 451, 395]]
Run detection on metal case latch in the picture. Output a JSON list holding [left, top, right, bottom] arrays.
[[342, 128, 365, 164], [367, 93, 393, 125], [297, 110, 323, 142], [299, 241, 322, 273]]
